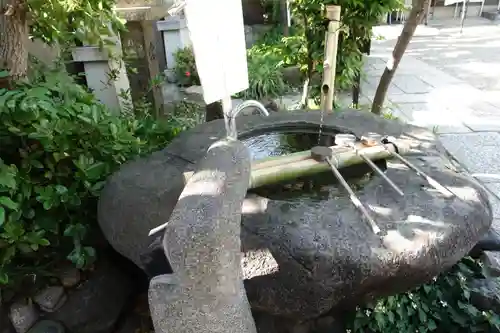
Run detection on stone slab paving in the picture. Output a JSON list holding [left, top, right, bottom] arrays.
[[364, 17, 500, 220]]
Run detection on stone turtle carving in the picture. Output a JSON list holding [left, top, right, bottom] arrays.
[[99, 110, 492, 321]]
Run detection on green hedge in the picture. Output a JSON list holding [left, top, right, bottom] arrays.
[[0, 68, 182, 287]]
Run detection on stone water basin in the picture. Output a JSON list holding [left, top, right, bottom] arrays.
[[98, 110, 492, 321]]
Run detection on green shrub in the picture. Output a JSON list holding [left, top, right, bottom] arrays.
[[249, 29, 308, 71], [291, 0, 402, 92], [173, 47, 200, 87], [0, 68, 181, 287], [238, 51, 288, 101], [246, 0, 401, 104], [348, 257, 500, 332]]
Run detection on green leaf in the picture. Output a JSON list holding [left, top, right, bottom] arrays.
[[428, 318, 437, 331], [1, 246, 17, 264], [38, 238, 50, 246], [55, 185, 68, 195], [30, 159, 44, 169], [423, 284, 432, 294], [110, 123, 118, 136], [0, 70, 9, 78], [387, 311, 395, 323], [85, 162, 107, 181], [0, 196, 19, 211], [0, 207, 5, 226], [0, 271, 9, 284], [0, 168, 17, 189]]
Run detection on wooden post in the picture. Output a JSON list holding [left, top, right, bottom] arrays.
[[320, 5, 341, 113]]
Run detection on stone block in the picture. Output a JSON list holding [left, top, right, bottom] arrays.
[[46, 260, 131, 333], [33, 287, 66, 313], [57, 267, 81, 288], [392, 75, 434, 94], [482, 251, 500, 277], [9, 301, 38, 333]]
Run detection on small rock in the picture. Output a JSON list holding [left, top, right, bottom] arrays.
[[46, 260, 132, 333], [58, 267, 81, 288], [182, 85, 204, 104], [161, 83, 182, 103], [469, 278, 500, 314], [1, 306, 15, 333], [483, 251, 500, 277], [26, 320, 64, 333], [471, 220, 500, 255], [163, 69, 177, 83], [34, 287, 66, 313], [9, 301, 39, 333]]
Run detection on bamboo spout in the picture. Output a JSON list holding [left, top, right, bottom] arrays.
[[249, 141, 409, 189], [183, 139, 411, 190]]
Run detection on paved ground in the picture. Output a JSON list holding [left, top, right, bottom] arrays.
[[362, 14, 500, 222]]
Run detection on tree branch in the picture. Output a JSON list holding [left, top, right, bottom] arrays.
[[371, 0, 429, 115]]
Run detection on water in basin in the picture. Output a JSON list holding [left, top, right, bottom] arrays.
[[241, 130, 385, 202]]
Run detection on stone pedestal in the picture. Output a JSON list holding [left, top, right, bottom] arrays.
[[157, 16, 192, 81], [72, 46, 132, 114]]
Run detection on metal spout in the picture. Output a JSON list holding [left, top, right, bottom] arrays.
[[226, 100, 270, 140]]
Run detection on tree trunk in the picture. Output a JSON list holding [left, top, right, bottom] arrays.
[[371, 0, 429, 115], [300, 12, 314, 108], [0, 0, 28, 88]]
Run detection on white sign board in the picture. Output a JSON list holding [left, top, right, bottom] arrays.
[[184, 0, 249, 104]]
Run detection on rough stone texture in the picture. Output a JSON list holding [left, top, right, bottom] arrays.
[[99, 110, 492, 320], [148, 139, 256, 333], [482, 251, 500, 277], [46, 260, 132, 333], [57, 266, 81, 288], [9, 301, 38, 333], [33, 287, 66, 313], [470, 278, 500, 314], [473, 219, 500, 254], [26, 320, 65, 333]]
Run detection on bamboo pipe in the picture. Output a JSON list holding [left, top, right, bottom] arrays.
[[182, 140, 411, 190], [320, 5, 341, 112], [249, 142, 407, 189], [251, 146, 351, 171]]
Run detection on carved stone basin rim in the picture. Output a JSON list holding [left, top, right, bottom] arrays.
[[97, 110, 493, 320]]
